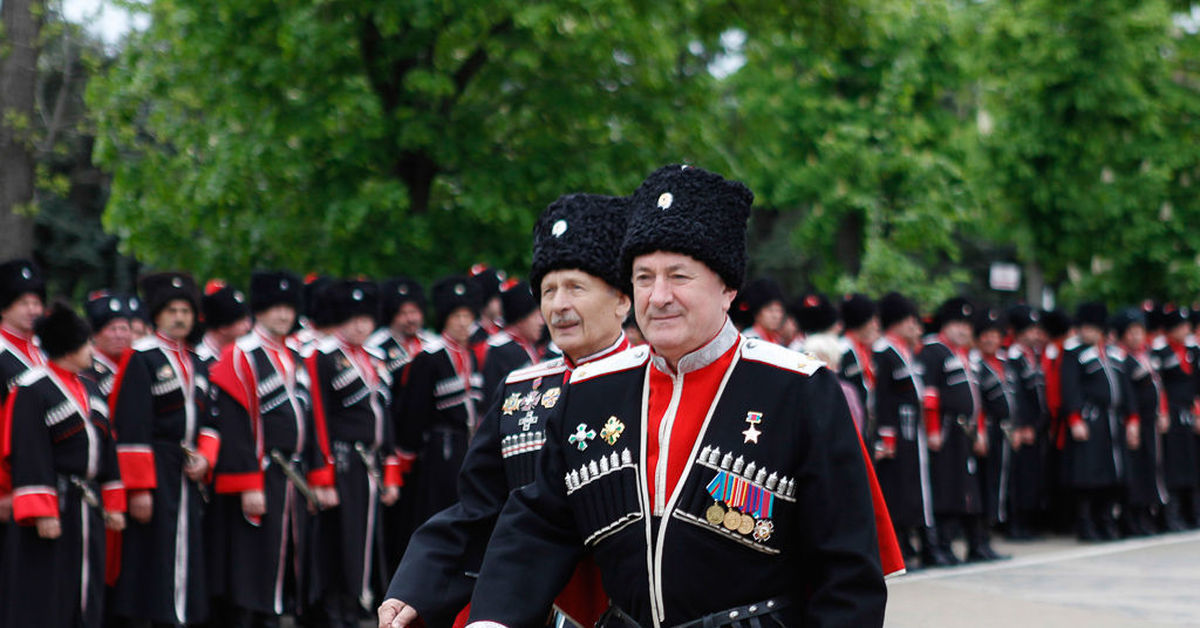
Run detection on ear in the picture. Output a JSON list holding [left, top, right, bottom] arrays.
[[615, 292, 631, 321]]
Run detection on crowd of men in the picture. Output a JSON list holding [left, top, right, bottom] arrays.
[[734, 281, 1200, 567], [7, 162, 1193, 628]]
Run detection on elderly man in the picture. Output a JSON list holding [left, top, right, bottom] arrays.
[[463, 165, 886, 627], [379, 192, 632, 628]]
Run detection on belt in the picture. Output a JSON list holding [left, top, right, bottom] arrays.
[[597, 597, 790, 628]]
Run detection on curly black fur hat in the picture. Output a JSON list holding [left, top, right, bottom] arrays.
[[793, 292, 838, 334], [936, 296, 975, 325], [621, 164, 753, 291], [379, 277, 426, 323], [972, 307, 1006, 336], [879, 292, 918, 330], [203, 279, 250, 329], [840, 293, 877, 330], [36, 300, 91, 359], [736, 278, 785, 324], [85, 291, 133, 332], [322, 279, 380, 326], [0, 258, 45, 311], [250, 271, 303, 315], [1075, 301, 1109, 329], [1110, 307, 1145, 337], [432, 275, 482, 331], [500, 280, 538, 323], [1007, 305, 1040, 334], [530, 193, 630, 296], [138, 271, 200, 321]]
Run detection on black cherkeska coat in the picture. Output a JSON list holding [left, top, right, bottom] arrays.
[[918, 338, 984, 516], [1059, 342, 1132, 489], [871, 336, 933, 529]]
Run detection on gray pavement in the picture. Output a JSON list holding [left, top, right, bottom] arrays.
[[885, 530, 1200, 627]]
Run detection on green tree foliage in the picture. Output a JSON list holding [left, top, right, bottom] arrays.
[[89, 0, 728, 283]]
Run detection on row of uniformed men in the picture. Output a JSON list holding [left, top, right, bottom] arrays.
[[0, 254, 560, 627], [731, 282, 1200, 566]]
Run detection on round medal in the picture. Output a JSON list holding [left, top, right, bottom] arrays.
[[738, 514, 755, 535], [705, 503, 725, 526], [723, 510, 741, 531]]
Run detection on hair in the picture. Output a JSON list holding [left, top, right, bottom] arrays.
[[801, 333, 843, 369]]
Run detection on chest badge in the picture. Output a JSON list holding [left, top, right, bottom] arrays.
[[742, 411, 764, 444], [568, 423, 596, 451], [501, 393, 521, 416], [540, 387, 561, 409], [599, 416, 625, 445], [157, 364, 174, 381], [520, 390, 542, 411], [518, 410, 539, 432]]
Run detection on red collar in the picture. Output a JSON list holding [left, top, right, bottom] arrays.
[[1, 325, 44, 365], [48, 361, 89, 410]]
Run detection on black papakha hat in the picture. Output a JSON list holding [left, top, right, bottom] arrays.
[[379, 277, 426, 323], [202, 279, 250, 329], [840, 293, 877, 330], [0, 258, 45, 311], [36, 300, 91, 359], [324, 279, 380, 326], [468, 264, 505, 304], [879, 292, 918, 330], [1041, 309, 1071, 339], [738, 278, 786, 322], [138, 271, 200, 320], [1007, 305, 1040, 334], [250, 271, 303, 315], [85, 291, 133, 332], [621, 164, 753, 291], [793, 292, 838, 334], [1160, 303, 1190, 331], [432, 275, 482, 331], [500, 280, 538, 323], [530, 193, 630, 296], [304, 275, 335, 328], [936, 296, 974, 325], [1110, 307, 1145, 337], [973, 307, 1006, 336], [1075, 301, 1109, 329]]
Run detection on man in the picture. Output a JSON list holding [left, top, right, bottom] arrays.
[[970, 307, 1013, 560], [481, 279, 544, 403], [108, 271, 220, 626], [840, 293, 879, 417], [380, 192, 633, 628], [919, 297, 991, 563], [1005, 305, 1048, 540], [0, 259, 47, 558], [1151, 304, 1199, 531], [1113, 307, 1167, 536], [83, 291, 134, 397], [307, 279, 402, 625], [468, 265, 506, 367], [196, 279, 251, 365], [396, 276, 485, 554], [792, 291, 839, 349], [464, 165, 887, 627], [128, 295, 152, 341], [1061, 302, 1131, 541], [209, 270, 336, 626], [0, 302, 126, 628], [872, 292, 947, 568], [735, 277, 785, 344]]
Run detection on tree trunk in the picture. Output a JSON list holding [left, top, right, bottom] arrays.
[[0, 0, 42, 259]]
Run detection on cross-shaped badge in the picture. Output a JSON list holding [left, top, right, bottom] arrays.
[[568, 423, 596, 451], [518, 410, 539, 432]]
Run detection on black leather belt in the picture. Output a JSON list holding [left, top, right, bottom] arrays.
[[597, 597, 790, 628]]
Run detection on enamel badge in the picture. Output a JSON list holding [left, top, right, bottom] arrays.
[[540, 387, 561, 409], [501, 393, 521, 416], [742, 411, 763, 444], [599, 416, 625, 445], [568, 423, 596, 451]]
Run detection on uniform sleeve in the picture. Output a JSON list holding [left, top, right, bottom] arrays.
[[110, 352, 158, 490], [304, 351, 336, 487], [979, 363, 1009, 423], [871, 350, 898, 448], [917, 346, 943, 436], [1060, 351, 1084, 429], [98, 408, 127, 513], [379, 363, 403, 488], [387, 389, 511, 625], [468, 388, 585, 626], [194, 360, 220, 469], [8, 386, 59, 523], [793, 369, 887, 627], [1119, 359, 1140, 427]]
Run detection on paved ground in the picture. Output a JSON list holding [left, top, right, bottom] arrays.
[[885, 530, 1200, 627]]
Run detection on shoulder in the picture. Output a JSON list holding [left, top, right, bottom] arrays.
[[131, 335, 160, 353], [504, 357, 567, 384], [15, 366, 49, 388], [316, 336, 342, 356], [570, 345, 651, 384], [1107, 345, 1127, 361], [739, 337, 824, 376], [486, 331, 514, 348], [235, 332, 262, 354], [421, 337, 446, 355], [366, 328, 391, 350], [1063, 336, 1082, 352]]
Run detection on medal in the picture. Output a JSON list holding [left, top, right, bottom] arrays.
[[753, 519, 774, 542], [520, 390, 542, 411], [599, 416, 625, 445], [723, 509, 741, 531], [501, 393, 521, 416], [157, 364, 173, 381], [742, 411, 763, 444], [568, 423, 596, 451], [738, 513, 755, 535], [705, 502, 726, 525], [540, 387, 561, 408]]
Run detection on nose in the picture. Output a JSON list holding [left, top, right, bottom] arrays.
[[647, 275, 672, 309]]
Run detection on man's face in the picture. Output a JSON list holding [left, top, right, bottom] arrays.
[[1167, 321, 1191, 344], [778, 315, 799, 346], [442, 308, 475, 346], [393, 302, 424, 337], [1079, 324, 1105, 346], [257, 304, 296, 339], [1, 293, 44, 335], [977, 329, 1002, 355], [60, 342, 94, 373], [754, 301, 785, 333], [93, 318, 132, 358], [539, 269, 629, 361], [1120, 324, 1147, 352], [1015, 326, 1043, 351], [339, 315, 375, 347], [226, 316, 253, 339], [941, 320, 972, 348], [483, 296, 502, 322], [632, 252, 736, 364], [898, 316, 922, 344], [511, 309, 546, 345], [154, 300, 195, 341]]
